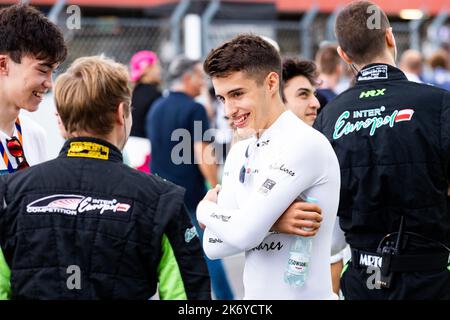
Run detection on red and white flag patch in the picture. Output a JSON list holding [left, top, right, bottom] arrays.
[[395, 109, 414, 122]]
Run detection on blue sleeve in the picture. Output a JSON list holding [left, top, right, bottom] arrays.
[[190, 103, 211, 143]]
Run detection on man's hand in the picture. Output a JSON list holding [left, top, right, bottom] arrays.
[[203, 184, 221, 203], [198, 184, 221, 230], [271, 201, 322, 237]]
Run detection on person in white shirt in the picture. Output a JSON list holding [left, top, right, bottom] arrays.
[[197, 34, 341, 300], [0, 4, 66, 175]]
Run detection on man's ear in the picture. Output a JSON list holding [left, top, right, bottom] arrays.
[[0, 55, 9, 76], [266, 71, 280, 95], [337, 46, 353, 65], [117, 102, 127, 125], [385, 27, 396, 49]]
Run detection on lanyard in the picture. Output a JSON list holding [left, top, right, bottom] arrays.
[[0, 118, 23, 173]]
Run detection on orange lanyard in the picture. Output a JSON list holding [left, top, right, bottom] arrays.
[[0, 118, 23, 173]]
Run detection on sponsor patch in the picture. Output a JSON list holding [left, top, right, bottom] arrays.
[[208, 238, 223, 244], [68, 141, 109, 160], [184, 226, 198, 243], [333, 107, 415, 139], [251, 241, 284, 252], [258, 179, 276, 196], [358, 65, 388, 81], [210, 212, 231, 222], [359, 254, 382, 268], [256, 139, 270, 147], [269, 163, 295, 177], [359, 88, 386, 98], [26, 194, 132, 221]]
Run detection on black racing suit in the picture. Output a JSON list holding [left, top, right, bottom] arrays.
[[314, 64, 450, 299], [0, 137, 211, 299]]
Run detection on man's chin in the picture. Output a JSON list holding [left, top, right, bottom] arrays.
[[22, 103, 40, 113], [235, 127, 256, 140]]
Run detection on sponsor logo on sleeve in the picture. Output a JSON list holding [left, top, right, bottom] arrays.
[[26, 194, 132, 221], [251, 241, 284, 252], [184, 226, 198, 243], [210, 212, 231, 222], [208, 237, 223, 244]]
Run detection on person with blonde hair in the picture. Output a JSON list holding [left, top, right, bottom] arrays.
[[0, 56, 210, 300]]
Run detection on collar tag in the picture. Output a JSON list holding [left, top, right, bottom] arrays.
[[68, 141, 109, 160]]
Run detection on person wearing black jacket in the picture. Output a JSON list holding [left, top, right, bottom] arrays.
[[314, 1, 450, 299], [0, 56, 210, 300]]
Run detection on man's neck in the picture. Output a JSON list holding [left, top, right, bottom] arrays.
[[256, 100, 286, 139], [0, 101, 20, 136], [354, 53, 396, 71], [70, 130, 124, 152], [171, 83, 193, 98]]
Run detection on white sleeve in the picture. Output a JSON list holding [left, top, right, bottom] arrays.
[[331, 216, 347, 256], [197, 141, 328, 251], [201, 146, 243, 259]]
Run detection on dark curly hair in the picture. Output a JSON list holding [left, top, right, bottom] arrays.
[[203, 34, 281, 86], [281, 57, 319, 102], [0, 4, 67, 64]]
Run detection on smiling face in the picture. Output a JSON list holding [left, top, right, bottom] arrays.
[[282, 75, 320, 126], [1, 54, 57, 112], [213, 71, 274, 137]]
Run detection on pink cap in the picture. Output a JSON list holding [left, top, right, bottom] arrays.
[[130, 50, 158, 82]]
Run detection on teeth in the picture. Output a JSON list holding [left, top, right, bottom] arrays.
[[234, 114, 248, 125], [33, 91, 43, 98]]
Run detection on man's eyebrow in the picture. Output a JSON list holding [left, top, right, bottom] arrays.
[[38, 62, 56, 68], [297, 88, 312, 94], [226, 88, 244, 96]]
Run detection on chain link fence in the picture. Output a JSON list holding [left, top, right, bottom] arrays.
[[56, 17, 172, 73], [51, 10, 448, 72]]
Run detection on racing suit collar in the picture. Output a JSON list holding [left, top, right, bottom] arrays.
[[59, 137, 123, 162], [356, 63, 408, 84], [256, 110, 292, 145]]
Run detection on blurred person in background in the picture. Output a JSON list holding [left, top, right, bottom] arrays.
[[123, 50, 162, 173], [315, 43, 343, 111], [399, 49, 423, 83], [426, 48, 450, 91], [281, 57, 321, 126], [147, 55, 234, 300]]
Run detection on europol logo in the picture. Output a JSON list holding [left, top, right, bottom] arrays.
[[333, 107, 415, 139]]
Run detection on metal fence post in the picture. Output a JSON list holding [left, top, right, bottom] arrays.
[[170, 0, 191, 56], [48, 0, 66, 24], [428, 10, 449, 49], [201, 0, 221, 57], [299, 5, 319, 59], [326, 6, 341, 42], [408, 11, 426, 51]]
